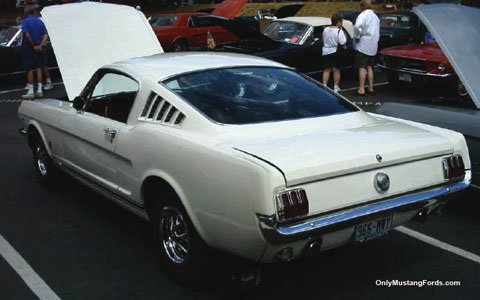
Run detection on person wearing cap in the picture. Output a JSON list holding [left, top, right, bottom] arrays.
[[21, 4, 48, 100]]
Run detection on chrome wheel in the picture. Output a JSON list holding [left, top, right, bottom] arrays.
[[172, 40, 188, 52], [35, 146, 48, 176], [457, 81, 468, 97], [160, 206, 190, 264]]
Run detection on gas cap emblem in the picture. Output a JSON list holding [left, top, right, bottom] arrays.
[[376, 154, 383, 162], [374, 172, 390, 193]]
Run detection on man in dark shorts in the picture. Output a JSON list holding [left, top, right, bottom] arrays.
[[21, 4, 48, 100], [352, 0, 380, 96]]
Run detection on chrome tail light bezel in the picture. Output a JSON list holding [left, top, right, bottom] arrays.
[[275, 188, 309, 222], [442, 154, 465, 181]]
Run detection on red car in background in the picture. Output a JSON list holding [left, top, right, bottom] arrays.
[[377, 42, 467, 96], [150, 0, 248, 52]]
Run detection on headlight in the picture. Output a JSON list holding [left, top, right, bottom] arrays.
[[437, 63, 446, 71]]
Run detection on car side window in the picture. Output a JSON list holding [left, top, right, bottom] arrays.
[[190, 16, 213, 28], [85, 72, 139, 123]]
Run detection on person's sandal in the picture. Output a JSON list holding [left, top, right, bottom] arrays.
[[366, 90, 376, 95], [350, 90, 366, 96]]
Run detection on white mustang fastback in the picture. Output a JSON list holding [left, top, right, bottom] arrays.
[[18, 3, 471, 276]]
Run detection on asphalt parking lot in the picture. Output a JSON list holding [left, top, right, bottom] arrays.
[[1, 70, 479, 300]]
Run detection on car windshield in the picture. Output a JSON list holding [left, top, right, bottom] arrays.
[[0, 27, 19, 46], [163, 67, 358, 124], [149, 15, 177, 27], [262, 21, 310, 45], [380, 14, 413, 28]]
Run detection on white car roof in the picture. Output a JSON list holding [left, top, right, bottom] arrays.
[[111, 52, 290, 82], [280, 16, 354, 38]]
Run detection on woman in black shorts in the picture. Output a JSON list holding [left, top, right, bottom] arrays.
[[322, 13, 347, 93]]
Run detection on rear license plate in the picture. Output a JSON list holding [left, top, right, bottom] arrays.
[[355, 215, 393, 243], [399, 73, 412, 82]]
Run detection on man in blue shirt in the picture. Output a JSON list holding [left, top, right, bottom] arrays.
[[21, 4, 48, 100]]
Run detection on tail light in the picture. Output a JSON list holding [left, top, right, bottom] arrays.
[[276, 189, 309, 222], [442, 155, 465, 181]]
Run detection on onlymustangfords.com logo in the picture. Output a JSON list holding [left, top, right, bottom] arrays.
[[375, 279, 461, 288]]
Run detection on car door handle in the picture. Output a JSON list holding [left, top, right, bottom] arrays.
[[103, 128, 117, 141]]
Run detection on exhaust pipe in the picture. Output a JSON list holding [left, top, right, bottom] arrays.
[[307, 239, 322, 256], [413, 208, 429, 223]]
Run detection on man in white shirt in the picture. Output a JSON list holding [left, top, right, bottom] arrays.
[[353, 0, 380, 95]]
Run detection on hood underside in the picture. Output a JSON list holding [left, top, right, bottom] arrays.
[[210, 0, 248, 19], [199, 15, 274, 43], [42, 3, 163, 100], [413, 4, 480, 109], [275, 4, 304, 19]]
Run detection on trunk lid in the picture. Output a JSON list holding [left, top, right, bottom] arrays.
[[232, 113, 453, 186]]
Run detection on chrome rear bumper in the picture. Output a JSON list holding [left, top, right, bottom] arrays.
[[258, 171, 471, 245]]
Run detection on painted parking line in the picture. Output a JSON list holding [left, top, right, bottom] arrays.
[[0, 99, 22, 103], [0, 234, 61, 300], [396, 226, 480, 264], [0, 82, 63, 95], [340, 81, 390, 92]]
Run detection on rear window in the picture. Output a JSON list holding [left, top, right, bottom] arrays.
[[150, 15, 177, 27], [380, 14, 413, 28], [163, 67, 358, 124]]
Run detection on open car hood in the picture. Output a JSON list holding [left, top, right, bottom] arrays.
[[199, 15, 274, 42], [413, 4, 480, 109], [211, 0, 248, 19], [275, 4, 304, 19], [42, 3, 163, 100]]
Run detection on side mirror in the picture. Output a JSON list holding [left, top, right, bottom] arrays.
[[73, 96, 85, 111]]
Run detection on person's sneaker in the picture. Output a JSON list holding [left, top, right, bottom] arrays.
[[22, 92, 35, 100], [333, 85, 341, 93], [35, 91, 43, 98], [44, 83, 54, 90], [24, 85, 29, 90]]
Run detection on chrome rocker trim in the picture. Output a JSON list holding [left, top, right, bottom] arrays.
[[377, 63, 452, 78], [258, 171, 471, 245]]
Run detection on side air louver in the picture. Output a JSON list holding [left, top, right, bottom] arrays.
[[156, 102, 170, 121], [140, 92, 155, 117], [174, 113, 185, 125], [139, 92, 186, 126]]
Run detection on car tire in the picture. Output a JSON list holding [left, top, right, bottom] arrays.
[[152, 195, 209, 278], [171, 39, 189, 52], [31, 134, 58, 187], [457, 80, 469, 97]]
